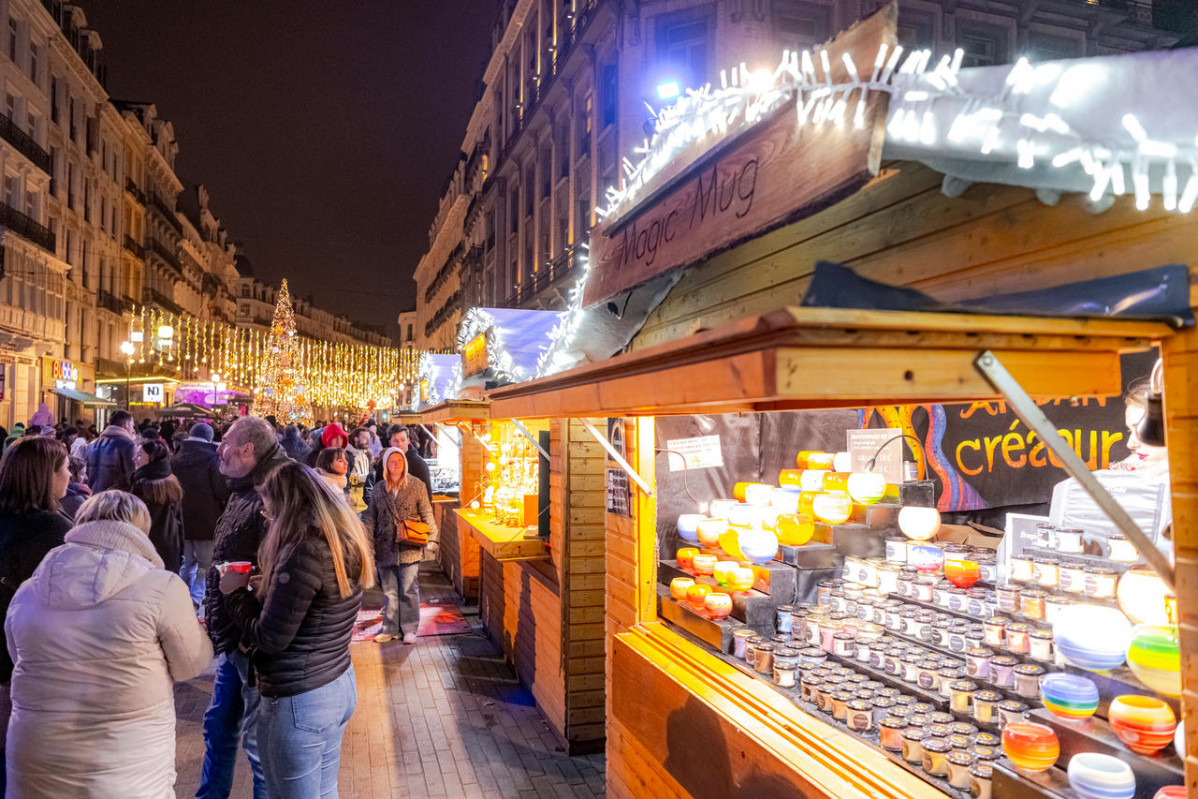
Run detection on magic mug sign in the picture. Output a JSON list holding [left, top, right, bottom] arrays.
[[583, 4, 895, 307]]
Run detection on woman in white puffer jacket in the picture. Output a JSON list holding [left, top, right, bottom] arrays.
[[5, 490, 212, 798]]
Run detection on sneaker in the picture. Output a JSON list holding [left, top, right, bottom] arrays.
[[402, 633, 418, 645], [374, 633, 396, 643]]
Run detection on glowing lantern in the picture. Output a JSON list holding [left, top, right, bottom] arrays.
[[704, 592, 733, 620], [1041, 673, 1099, 721], [1108, 695, 1176, 756], [727, 503, 761, 528], [800, 470, 830, 491], [944, 558, 980, 588], [712, 561, 738, 588], [691, 554, 717, 576], [778, 469, 803, 487], [709, 498, 738, 518], [812, 491, 852, 525], [727, 567, 755, 593], [821, 472, 851, 492], [697, 519, 728, 547], [736, 528, 779, 565], [805, 452, 836, 469], [670, 577, 695, 601], [686, 583, 713, 609], [732, 482, 758, 502], [770, 487, 801, 515], [718, 528, 745, 560], [898, 506, 941, 541], [1002, 722, 1059, 772], [847, 472, 887, 504], [908, 545, 943, 574], [1067, 753, 1135, 799], [832, 452, 852, 472], [1053, 605, 1132, 672]]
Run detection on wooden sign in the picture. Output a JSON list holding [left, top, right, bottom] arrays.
[[583, 3, 895, 307]]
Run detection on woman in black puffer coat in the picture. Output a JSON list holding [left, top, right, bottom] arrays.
[[220, 461, 374, 797], [130, 439, 185, 572]]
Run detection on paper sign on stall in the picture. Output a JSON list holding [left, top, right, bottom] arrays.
[[847, 428, 903, 483], [665, 435, 724, 472]]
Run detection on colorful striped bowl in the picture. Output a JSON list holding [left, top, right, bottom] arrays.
[[1154, 787, 1187, 799], [1066, 752, 1135, 799], [1040, 673, 1099, 721], [1108, 695, 1176, 756], [774, 513, 814, 547], [1126, 625, 1181, 697], [1053, 605, 1132, 672], [676, 514, 704, 544], [1002, 722, 1059, 772]]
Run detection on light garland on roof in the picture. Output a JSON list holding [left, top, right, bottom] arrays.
[[418, 351, 462, 407], [456, 307, 526, 384], [535, 244, 590, 378]]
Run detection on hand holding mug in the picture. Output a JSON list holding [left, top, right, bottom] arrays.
[[219, 562, 253, 595]]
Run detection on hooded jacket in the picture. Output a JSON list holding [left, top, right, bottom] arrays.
[[280, 426, 311, 464], [5, 519, 212, 798], [204, 442, 292, 655], [361, 447, 438, 567], [86, 424, 137, 492], [131, 459, 185, 573], [172, 439, 230, 542]]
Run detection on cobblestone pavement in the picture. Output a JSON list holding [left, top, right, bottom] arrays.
[[174, 567, 606, 797]]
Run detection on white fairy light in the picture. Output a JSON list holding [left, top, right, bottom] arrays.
[[1178, 166, 1198, 213], [1163, 160, 1178, 211], [1122, 113, 1148, 142]]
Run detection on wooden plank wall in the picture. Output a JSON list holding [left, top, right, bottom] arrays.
[[441, 428, 483, 601], [608, 166, 1198, 796]]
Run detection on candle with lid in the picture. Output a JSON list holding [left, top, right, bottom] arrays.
[[773, 662, 797, 688], [922, 739, 951, 776], [1107, 533, 1138, 563], [1029, 630, 1054, 662], [970, 763, 994, 799], [1010, 554, 1035, 583], [1055, 527, 1084, 554], [901, 728, 929, 764], [1019, 591, 1047, 621], [846, 699, 873, 731], [1059, 562, 1087, 594], [989, 655, 1019, 688], [996, 584, 1021, 613], [951, 681, 979, 713], [732, 629, 755, 660], [998, 699, 1030, 726], [879, 717, 907, 750], [1013, 664, 1045, 699], [965, 648, 993, 680], [1033, 558, 1060, 589], [947, 751, 975, 789], [1085, 566, 1118, 599]]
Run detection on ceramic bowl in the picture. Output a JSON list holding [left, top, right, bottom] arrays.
[[744, 483, 775, 507], [733, 482, 760, 503], [691, 554, 717, 576], [898, 506, 941, 541], [770, 487, 802, 515], [727, 567, 755, 593], [1053, 605, 1133, 672], [727, 503, 762, 528], [1108, 695, 1177, 756], [1154, 787, 1186, 799], [775, 514, 814, 547], [944, 558, 980, 589], [736, 528, 779, 565], [1066, 752, 1135, 799], [669, 577, 695, 602], [675, 547, 699, 570], [685, 583, 713, 609], [778, 469, 803, 487], [1001, 722, 1059, 772], [697, 518, 728, 547], [847, 472, 887, 504], [1040, 673, 1099, 721], [820, 472, 850, 492], [712, 561, 738, 588], [908, 544, 944, 574], [1126, 625, 1181, 697], [704, 592, 733, 620], [800, 451, 836, 469], [676, 514, 705, 544], [812, 491, 852, 525]]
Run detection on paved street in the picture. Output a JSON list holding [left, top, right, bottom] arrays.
[[173, 568, 606, 797]]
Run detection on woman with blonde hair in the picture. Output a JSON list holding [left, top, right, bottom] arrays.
[[6, 490, 212, 797], [219, 461, 374, 797], [361, 446, 437, 644]]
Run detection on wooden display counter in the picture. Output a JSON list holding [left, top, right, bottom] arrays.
[[456, 509, 549, 561]]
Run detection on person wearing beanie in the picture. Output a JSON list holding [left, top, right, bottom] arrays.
[[306, 422, 348, 468], [172, 421, 229, 614]]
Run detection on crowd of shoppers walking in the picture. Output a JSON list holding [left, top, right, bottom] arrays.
[[0, 409, 440, 797]]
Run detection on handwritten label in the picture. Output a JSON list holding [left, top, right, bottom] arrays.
[[665, 435, 724, 472], [848, 428, 903, 483]]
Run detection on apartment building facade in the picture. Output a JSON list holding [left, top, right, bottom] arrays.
[[410, 0, 1177, 350]]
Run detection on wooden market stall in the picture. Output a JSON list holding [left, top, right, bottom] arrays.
[[419, 399, 610, 752]]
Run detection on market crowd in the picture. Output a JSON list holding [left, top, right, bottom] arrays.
[[0, 405, 440, 798]]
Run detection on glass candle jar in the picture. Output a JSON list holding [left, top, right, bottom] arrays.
[[846, 699, 873, 732], [733, 628, 755, 660], [745, 635, 765, 668], [776, 605, 795, 634], [774, 663, 797, 688], [930, 712, 955, 728], [885, 537, 908, 564], [876, 687, 899, 701], [947, 589, 968, 612], [983, 617, 1006, 648], [972, 690, 1002, 724], [770, 633, 790, 648], [966, 591, 990, 618], [902, 654, 923, 684], [1034, 523, 1057, 549], [948, 734, 973, 752], [816, 580, 838, 606], [1029, 630, 1054, 662], [1107, 533, 1138, 563], [883, 648, 906, 676], [1013, 664, 1045, 699], [876, 563, 900, 595], [951, 680, 979, 714], [832, 691, 853, 721], [965, 648, 994, 680], [879, 717, 907, 750], [901, 728, 929, 764], [947, 623, 970, 653], [927, 723, 953, 740], [1058, 562, 1086, 594], [1019, 591, 1047, 621], [913, 576, 937, 603], [1005, 623, 1032, 655], [909, 714, 931, 728], [832, 632, 856, 659], [922, 738, 951, 776], [819, 619, 841, 652], [1055, 527, 1084, 554], [939, 667, 965, 698], [1011, 554, 1035, 583], [977, 558, 998, 585], [973, 732, 1001, 749], [798, 647, 827, 667], [1043, 594, 1072, 625], [774, 647, 800, 670], [800, 674, 823, 703], [1033, 558, 1060, 589], [996, 584, 1021, 613], [970, 763, 994, 799], [918, 660, 941, 691], [951, 721, 979, 737], [900, 607, 919, 636], [854, 639, 872, 664], [1085, 566, 1118, 599], [801, 615, 823, 647], [911, 702, 935, 716], [754, 643, 775, 675], [989, 655, 1019, 688], [997, 699, 1030, 726], [947, 751, 975, 789], [896, 573, 916, 598], [871, 697, 895, 724], [828, 591, 846, 613]]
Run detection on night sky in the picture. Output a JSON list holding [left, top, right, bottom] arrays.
[[77, 1, 503, 336]]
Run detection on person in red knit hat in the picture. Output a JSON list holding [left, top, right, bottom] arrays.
[[306, 423, 349, 468]]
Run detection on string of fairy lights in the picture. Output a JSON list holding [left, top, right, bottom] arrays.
[[125, 296, 425, 414]]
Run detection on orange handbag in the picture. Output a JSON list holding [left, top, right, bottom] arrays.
[[399, 519, 430, 546]]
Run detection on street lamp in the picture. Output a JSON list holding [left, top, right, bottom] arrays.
[[119, 340, 135, 409], [211, 372, 222, 408]]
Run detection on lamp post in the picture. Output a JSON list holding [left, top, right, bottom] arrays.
[[119, 340, 135, 410], [211, 371, 222, 409]]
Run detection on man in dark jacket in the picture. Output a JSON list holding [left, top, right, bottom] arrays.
[[197, 417, 290, 799], [85, 409, 136, 492], [172, 422, 229, 615]]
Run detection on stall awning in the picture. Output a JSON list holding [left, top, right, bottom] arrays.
[[487, 306, 1170, 419], [420, 400, 490, 424], [50, 387, 115, 407]]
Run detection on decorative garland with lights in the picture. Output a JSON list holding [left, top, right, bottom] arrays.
[[456, 307, 526, 385]]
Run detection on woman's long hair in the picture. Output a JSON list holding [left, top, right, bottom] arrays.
[[0, 437, 67, 515], [384, 448, 408, 493], [258, 462, 374, 598], [315, 446, 345, 474]]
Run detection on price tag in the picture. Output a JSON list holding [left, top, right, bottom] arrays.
[[847, 428, 903, 483], [664, 435, 724, 472]]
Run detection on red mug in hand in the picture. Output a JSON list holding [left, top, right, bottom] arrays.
[[226, 562, 252, 574]]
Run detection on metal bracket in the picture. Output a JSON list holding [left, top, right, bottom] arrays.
[[433, 422, 462, 449], [973, 350, 1175, 591], [510, 419, 551, 462], [579, 418, 654, 498]]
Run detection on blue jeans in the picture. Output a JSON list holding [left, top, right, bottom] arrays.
[[180, 540, 215, 613], [197, 649, 267, 798], [379, 562, 420, 635], [258, 665, 357, 798]]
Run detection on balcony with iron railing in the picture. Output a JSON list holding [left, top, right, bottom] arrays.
[[0, 201, 55, 253], [149, 239, 180, 271], [148, 193, 183, 232], [123, 234, 145, 260], [125, 178, 145, 205], [505, 245, 581, 308], [142, 285, 181, 315], [96, 290, 128, 316], [0, 114, 51, 174]]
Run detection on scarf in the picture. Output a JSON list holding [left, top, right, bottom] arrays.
[[133, 457, 172, 483]]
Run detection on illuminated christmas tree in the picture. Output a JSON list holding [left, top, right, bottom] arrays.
[[252, 279, 312, 426]]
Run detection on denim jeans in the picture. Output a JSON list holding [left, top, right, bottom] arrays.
[[180, 540, 215, 612], [379, 562, 420, 635], [257, 665, 357, 798], [197, 649, 267, 799]]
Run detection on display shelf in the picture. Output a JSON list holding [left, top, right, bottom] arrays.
[[455, 509, 549, 561], [1020, 545, 1141, 571], [1029, 707, 1184, 791], [810, 522, 887, 558], [821, 650, 952, 711], [656, 587, 755, 651], [776, 542, 840, 569], [991, 761, 1072, 799], [658, 561, 778, 628]]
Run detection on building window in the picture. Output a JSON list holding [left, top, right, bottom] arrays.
[[25, 108, 35, 139], [958, 22, 1008, 68], [509, 186, 519, 234], [577, 93, 592, 159], [1028, 31, 1082, 61], [4, 92, 15, 122], [3, 174, 17, 208], [655, 7, 712, 90], [7, 17, 16, 63], [897, 9, 936, 51], [25, 188, 36, 219], [601, 62, 617, 129], [68, 97, 76, 140], [49, 76, 57, 123], [28, 42, 37, 83], [775, 1, 831, 50], [67, 162, 74, 209]]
